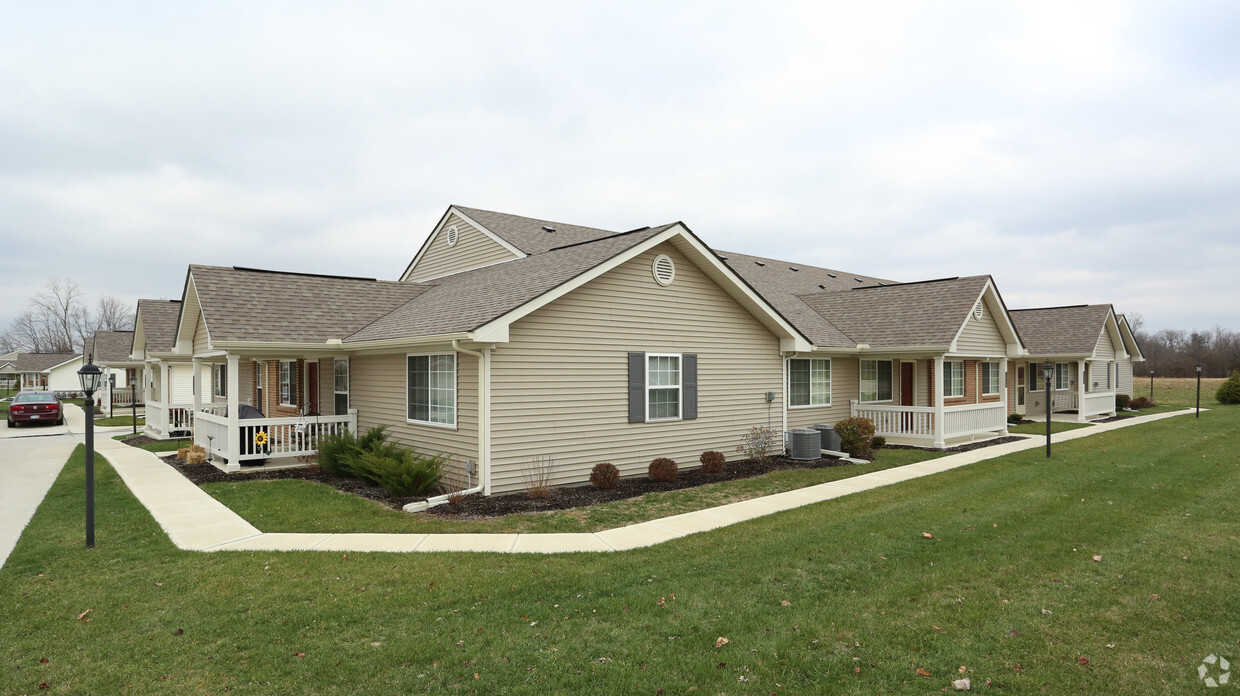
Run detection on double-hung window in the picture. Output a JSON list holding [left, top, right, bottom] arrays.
[[1055, 362, 1070, 390], [859, 359, 893, 402], [788, 358, 831, 407], [942, 361, 964, 398], [980, 362, 1000, 396], [407, 353, 456, 426], [279, 361, 298, 406], [646, 354, 681, 421], [213, 364, 227, 398]]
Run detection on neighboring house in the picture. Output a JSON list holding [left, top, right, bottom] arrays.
[[8, 352, 84, 393], [1008, 304, 1143, 421], [0, 351, 19, 390], [719, 252, 1025, 448], [132, 299, 195, 438], [87, 330, 144, 416]]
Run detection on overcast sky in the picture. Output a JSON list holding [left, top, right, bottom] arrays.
[[3, 1, 1238, 336]]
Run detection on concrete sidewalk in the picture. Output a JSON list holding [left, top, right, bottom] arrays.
[[87, 407, 1196, 554]]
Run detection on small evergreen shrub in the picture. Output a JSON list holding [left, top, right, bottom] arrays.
[[1130, 396, 1153, 409], [700, 450, 726, 474], [590, 462, 620, 490], [834, 416, 876, 458], [1115, 394, 1132, 410], [351, 446, 444, 496], [317, 426, 366, 477], [1216, 370, 1240, 404], [1008, 413, 1024, 424], [648, 457, 678, 482], [871, 436, 887, 449]]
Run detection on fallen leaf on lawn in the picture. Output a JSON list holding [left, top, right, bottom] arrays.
[[295, 652, 306, 658], [76, 610, 91, 620], [1077, 657, 1090, 665], [39, 683, 49, 690], [916, 667, 931, 677], [173, 628, 183, 635], [781, 600, 791, 607], [1041, 609, 1052, 615], [715, 637, 729, 648], [958, 665, 967, 673], [1151, 594, 1161, 600], [932, 625, 942, 632], [598, 657, 612, 662], [1012, 664, 1023, 672], [39, 657, 49, 664], [1009, 630, 1019, 636], [1093, 555, 1103, 562], [922, 533, 934, 539], [1106, 644, 1116, 649], [854, 667, 860, 674], [952, 677, 971, 690], [474, 673, 479, 679]]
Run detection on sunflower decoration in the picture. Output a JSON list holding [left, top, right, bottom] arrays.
[[253, 431, 269, 449]]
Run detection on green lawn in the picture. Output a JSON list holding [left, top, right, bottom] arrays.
[[1007, 421, 1094, 435], [1141, 376, 1226, 408], [201, 448, 947, 535], [2, 409, 1236, 694], [94, 415, 145, 427]]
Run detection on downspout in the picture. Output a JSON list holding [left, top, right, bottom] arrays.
[[404, 340, 490, 511]]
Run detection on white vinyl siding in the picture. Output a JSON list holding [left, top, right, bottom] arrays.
[[407, 353, 456, 427], [405, 213, 521, 282], [788, 358, 831, 407], [860, 359, 893, 402], [942, 361, 964, 398], [646, 354, 681, 421], [980, 362, 1000, 396]]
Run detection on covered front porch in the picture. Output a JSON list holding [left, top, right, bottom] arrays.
[[1022, 359, 1116, 423], [187, 352, 356, 471]]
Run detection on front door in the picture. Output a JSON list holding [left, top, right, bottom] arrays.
[[307, 362, 319, 415], [1017, 365, 1025, 407], [900, 362, 915, 430]]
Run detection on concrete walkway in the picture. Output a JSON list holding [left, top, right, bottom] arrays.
[[77, 407, 1200, 554]]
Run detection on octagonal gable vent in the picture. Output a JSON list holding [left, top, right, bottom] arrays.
[[652, 254, 676, 286], [446, 225, 459, 247]]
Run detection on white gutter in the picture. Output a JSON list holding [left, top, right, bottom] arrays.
[[404, 339, 492, 511]]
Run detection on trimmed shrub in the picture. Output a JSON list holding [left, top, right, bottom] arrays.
[[1008, 413, 1024, 424], [590, 462, 620, 490], [648, 457, 678, 482], [834, 416, 876, 458], [700, 450, 726, 475], [186, 449, 207, 466], [1115, 393, 1131, 410], [871, 436, 887, 449], [1216, 370, 1240, 404], [1130, 396, 1153, 409]]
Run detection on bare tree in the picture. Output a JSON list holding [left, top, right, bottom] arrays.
[[30, 278, 87, 352], [93, 295, 135, 332]]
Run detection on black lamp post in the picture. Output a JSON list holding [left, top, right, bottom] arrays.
[[1043, 361, 1054, 458], [1149, 369, 1154, 401], [77, 357, 103, 548], [1196, 364, 1203, 418], [130, 376, 138, 435]]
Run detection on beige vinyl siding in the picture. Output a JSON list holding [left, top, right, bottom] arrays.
[[488, 243, 784, 495], [1117, 357, 1134, 396], [406, 213, 521, 282], [317, 358, 335, 415], [955, 312, 1007, 356], [1093, 328, 1118, 360], [171, 364, 194, 404], [787, 356, 857, 429], [192, 313, 209, 355], [349, 351, 479, 490]]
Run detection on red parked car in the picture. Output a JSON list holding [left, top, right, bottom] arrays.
[[6, 392, 65, 427]]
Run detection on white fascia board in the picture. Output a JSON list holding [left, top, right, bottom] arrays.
[[1117, 318, 1143, 361], [175, 275, 206, 353], [399, 206, 527, 282], [46, 356, 83, 371], [335, 332, 477, 356], [1097, 308, 1125, 359]]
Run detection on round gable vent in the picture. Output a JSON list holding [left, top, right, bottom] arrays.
[[973, 301, 984, 320], [446, 225, 459, 247], [652, 254, 676, 286]]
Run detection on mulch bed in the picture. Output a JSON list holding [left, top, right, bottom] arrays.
[[883, 436, 1025, 453], [133, 433, 1027, 520]]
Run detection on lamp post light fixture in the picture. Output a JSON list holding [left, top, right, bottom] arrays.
[[1196, 364, 1203, 418], [1042, 361, 1054, 458], [77, 357, 103, 548], [1149, 368, 1155, 401], [130, 377, 138, 435]]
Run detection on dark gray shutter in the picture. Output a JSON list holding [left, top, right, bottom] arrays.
[[628, 352, 645, 423], [682, 354, 698, 420]]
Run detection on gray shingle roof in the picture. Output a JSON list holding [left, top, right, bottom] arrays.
[[348, 224, 674, 342], [1009, 305, 1112, 356], [136, 299, 182, 353], [719, 251, 896, 348], [11, 353, 80, 372], [798, 276, 993, 348], [89, 330, 137, 363], [454, 206, 629, 255], [189, 267, 430, 344]]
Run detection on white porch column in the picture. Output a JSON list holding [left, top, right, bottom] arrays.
[[1000, 358, 1009, 436], [192, 358, 203, 414], [225, 353, 241, 472], [933, 355, 946, 448], [1077, 361, 1088, 423]]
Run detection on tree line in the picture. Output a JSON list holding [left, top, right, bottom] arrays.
[[1128, 313, 1240, 378], [0, 278, 134, 355]]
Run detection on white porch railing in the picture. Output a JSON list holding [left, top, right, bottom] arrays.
[[1081, 391, 1116, 419], [199, 403, 227, 417], [145, 400, 195, 439], [193, 411, 358, 465], [851, 401, 1007, 444]]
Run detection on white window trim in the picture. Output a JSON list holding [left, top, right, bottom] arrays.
[[1055, 362, 1070, 391], [981, 361, 1000, 396], [406, 352, 458, 429], [859, 359, 893, 403], [279, 360, 296, 406], [788, 357, 832, 409], [645, 352, 682, 422], [943, 360, 965, 398]]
